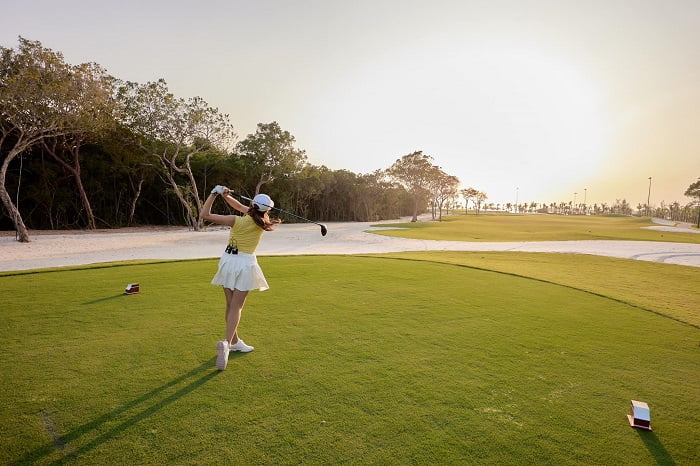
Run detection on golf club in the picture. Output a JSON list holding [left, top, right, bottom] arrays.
[[238, 194, 328, 236]]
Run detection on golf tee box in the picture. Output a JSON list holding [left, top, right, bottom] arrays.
[[124, 283, 140, 295], [627, 400, 651, 431]]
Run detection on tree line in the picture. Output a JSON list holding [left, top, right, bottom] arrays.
[[2, 38, 472, 241], [505, 183, 699, 227], [448, 193, 699, 226], [3, 38, 697, 242]]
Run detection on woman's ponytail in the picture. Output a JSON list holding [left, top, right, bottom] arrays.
[[248, 207, 281, 231]]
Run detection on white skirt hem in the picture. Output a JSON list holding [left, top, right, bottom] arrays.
[[211, 251, 269, 292]]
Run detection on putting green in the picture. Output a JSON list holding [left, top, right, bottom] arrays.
[[1, 255, 697, 464]]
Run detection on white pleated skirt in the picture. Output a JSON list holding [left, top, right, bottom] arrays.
[[211, 251, 269, 291]]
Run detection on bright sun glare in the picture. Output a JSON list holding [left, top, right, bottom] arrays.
[[313, 39, 610, 201], [450, 43, 610, 192]]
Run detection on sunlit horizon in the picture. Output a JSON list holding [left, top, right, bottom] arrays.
[[2, 0, 698, 208]]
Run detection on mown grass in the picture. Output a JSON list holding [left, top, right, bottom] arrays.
[[1, 255, 698, 464], [376, 251, 700, 328], [372, 214, 700, 243]]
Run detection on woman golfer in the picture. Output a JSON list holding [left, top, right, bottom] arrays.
[[201, 185, 280, 370]]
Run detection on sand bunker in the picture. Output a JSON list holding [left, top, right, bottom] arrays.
[[2, 218, 699, 271]]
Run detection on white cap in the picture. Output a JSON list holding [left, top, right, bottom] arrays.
[[252, 193, 273, 212]]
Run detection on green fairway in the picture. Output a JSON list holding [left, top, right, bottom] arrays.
[[376, 251, 700, 328], [372, 214, 700, 243], [1, 255, 698, 464]]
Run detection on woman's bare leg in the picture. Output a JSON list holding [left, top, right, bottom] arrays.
[[223, 288, 248, 344]]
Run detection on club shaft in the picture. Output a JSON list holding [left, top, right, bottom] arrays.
[[239, 195, 323, 226]]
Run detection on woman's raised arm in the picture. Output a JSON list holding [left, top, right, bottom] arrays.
[[220, 188, 250, 214], [201, 190, 236, 227]]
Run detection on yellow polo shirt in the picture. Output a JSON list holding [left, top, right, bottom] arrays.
[[228, 215, 264, 254]]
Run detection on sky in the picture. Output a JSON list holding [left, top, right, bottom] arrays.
[[2, 0, 699, 207]]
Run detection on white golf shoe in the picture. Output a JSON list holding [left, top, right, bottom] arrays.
[[216, 340, 230, 370], [229, 339, 254, 352]]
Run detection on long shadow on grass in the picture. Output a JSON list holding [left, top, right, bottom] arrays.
[[636, 430, 676, 466], [12, 358, 219, 465], [81, 294, 126, 305]]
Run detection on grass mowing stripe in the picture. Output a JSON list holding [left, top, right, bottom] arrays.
[[1, 256, 697, 464], [370, 252, 700, 330]]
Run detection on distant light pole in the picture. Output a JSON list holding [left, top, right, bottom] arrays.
[[584, 188, 587, 215], [647, 177, 652, 217]]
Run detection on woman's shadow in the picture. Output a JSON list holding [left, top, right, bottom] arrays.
[[12, 358, 220, 465]]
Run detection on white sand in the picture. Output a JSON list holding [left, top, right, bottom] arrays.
[[2, 217, 700, 271], [645, 218, 700, 234]]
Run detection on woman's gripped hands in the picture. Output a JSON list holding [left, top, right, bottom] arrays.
[[210, 185, 232, 196]]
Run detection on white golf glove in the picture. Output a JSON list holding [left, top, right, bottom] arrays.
[[211, 185, 224, 195]]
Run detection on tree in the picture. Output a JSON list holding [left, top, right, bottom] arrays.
[[117, 79, 235, 230], [278, 163, 327, 221], [613, 198, 632, 216], [432, 170, 459, 221], [356, 170, 393, 221], [685, 178, 700, 227], [235, 121, 307, 195], [101, 124, 161, 226], [387, 151, 434, 222], [0, 38, 92, 241], [474, 191, 488, 215], [461, 187, 479, 215], [40, 61, 116, 229]]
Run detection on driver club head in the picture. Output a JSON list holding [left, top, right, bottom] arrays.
[[320, 224, 328, 236]]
